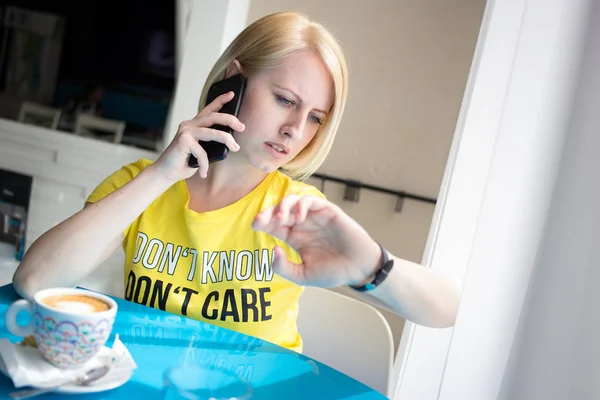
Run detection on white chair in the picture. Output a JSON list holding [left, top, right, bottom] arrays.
[[297, 286, 395, 397], [74, 113, 126, 144], [17, 101, 62, 129]]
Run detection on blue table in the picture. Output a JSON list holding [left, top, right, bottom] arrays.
[[0, 285, 386, 399]]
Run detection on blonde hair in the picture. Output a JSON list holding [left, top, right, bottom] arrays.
[[199, 11, 349, 181]]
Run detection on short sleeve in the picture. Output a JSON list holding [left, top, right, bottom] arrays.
[[85, 158, 153, 204], [85, 158, 154, 238]]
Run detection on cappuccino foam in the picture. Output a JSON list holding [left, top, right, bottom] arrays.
[[41, 294, 110, 313]]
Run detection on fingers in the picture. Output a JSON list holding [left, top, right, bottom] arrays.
[[177, 119, 242, 176], [182, 135, 210, 178], [189, 128, 241, 152], [274, 194, 301, 227], [201, 112, 245, 134], [163, 92, 244, 180], [178, 112, 244, 153], [180, 113, 244, 140], [198, 91, 235, 116], [156, 91, 246, 182], [276, 195, 314, 225], [253, 195, 300, 232], [253, 195, 326, 232], [293, 196, 313, 224]]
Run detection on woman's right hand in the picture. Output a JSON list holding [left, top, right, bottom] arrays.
[[152, 91, 245, 183]]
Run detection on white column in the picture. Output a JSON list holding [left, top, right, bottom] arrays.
[[393, 0, 594, 398], [175, 0, 192, 74], [161, 0, 250, 150]]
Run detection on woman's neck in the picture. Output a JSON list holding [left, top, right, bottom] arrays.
[[185, 154, 270, 213]]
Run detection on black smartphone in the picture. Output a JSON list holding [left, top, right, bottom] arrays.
[[187, 73, 248, 168]]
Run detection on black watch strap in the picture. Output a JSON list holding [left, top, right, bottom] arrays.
[[350, 243, 394, 292]]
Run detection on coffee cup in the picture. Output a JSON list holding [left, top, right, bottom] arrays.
[[5, 287, 117, 369]]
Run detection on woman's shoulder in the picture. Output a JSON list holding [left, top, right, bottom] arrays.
[[123, 158, 155, 175], [86, 158, 155, 205], [103, 157, 155, 184], [267, 170, 326, 200]]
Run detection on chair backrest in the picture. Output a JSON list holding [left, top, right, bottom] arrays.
[[74, 113, 126, 144], [17, 101, 62, 130], [297, 286, 394, 397]]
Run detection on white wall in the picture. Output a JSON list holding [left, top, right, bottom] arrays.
[[498, 1, 600, 398]]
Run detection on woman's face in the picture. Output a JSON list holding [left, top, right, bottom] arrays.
[[229, 50, 335, 173]]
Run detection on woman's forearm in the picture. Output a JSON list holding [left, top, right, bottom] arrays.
[[13, 165, 173, 299], [366, 255, 462, 328]]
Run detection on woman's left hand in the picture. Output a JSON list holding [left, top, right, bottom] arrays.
[[251, 194, 381, 288]]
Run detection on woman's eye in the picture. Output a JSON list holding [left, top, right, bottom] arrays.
[[309, 115, 323, 125], [276, 95, 293, 106]]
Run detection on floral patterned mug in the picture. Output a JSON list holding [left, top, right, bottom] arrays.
[[5, 287, 117, 369]]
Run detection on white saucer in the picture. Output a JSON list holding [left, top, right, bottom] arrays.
[[0, 346, 133, 394], [37, 370, 132, 394]]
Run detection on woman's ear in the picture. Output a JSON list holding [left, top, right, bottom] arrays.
[[225, 59, 243, 78]]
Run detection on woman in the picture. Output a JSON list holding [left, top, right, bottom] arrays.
[[13, 12, 461, 352]]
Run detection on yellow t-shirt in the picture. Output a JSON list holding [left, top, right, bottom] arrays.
[[86, 158, 325, 353]]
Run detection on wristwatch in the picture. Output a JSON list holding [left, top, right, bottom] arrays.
[[350, 242, 394, 292]]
